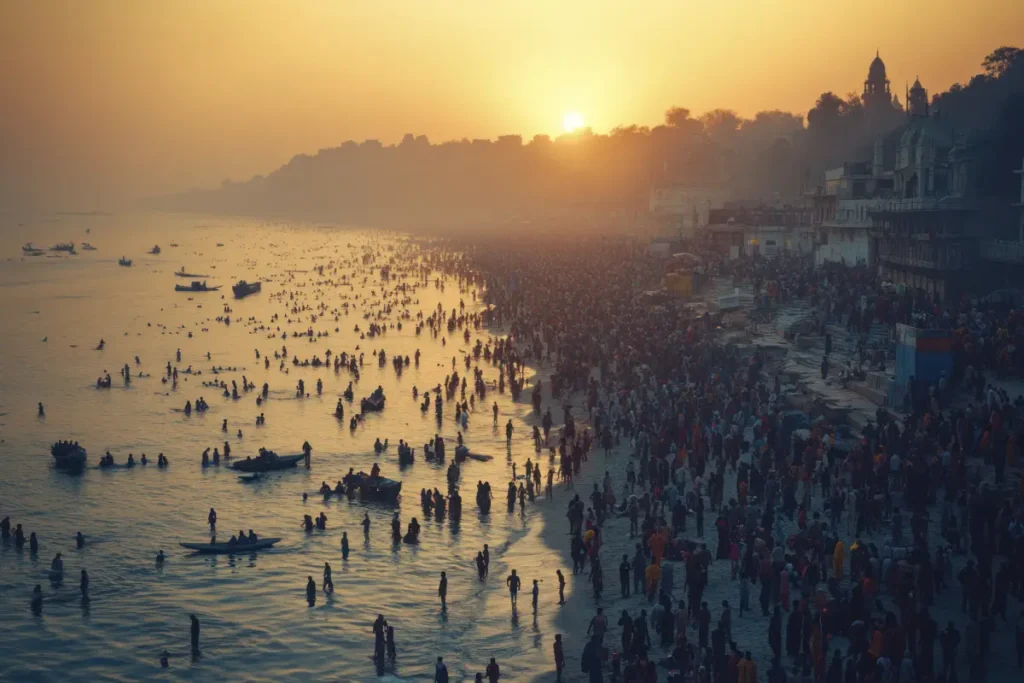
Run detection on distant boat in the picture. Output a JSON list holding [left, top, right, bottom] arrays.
[[232, 280, 261, 298], [148, 245, 161, 255], [230, 451, 305, 473], [175, 280, 220, 292], [81, 242, 98, 251], [51, 442, 87, 471], [118, 257, 132, 267], [22, 243, 43, 255], [169, 243, 179, 247], [180, 537, 281, 554], [175, 268, 210, 278], [49, 243, 76, 254], [215, 243, 224, 247]]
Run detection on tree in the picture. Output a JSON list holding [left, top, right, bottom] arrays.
[[807, 92, 844, 132], [664, 106, 693, 128], [982, 46, 1023, 78], [700, 109, 744, 144]]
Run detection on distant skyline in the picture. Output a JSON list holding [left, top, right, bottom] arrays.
[[2, 0, 1022, 209]]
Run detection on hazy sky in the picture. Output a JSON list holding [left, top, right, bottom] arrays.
[[2, 0, 1022, 209]]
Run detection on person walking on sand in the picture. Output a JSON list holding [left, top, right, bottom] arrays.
[[506, 569, 521, 606], [557, 569, 566, 605]]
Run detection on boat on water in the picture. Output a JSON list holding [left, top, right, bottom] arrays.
[[346, 472, 402, 502], [51, 442, 87, 471], [229, 449, 305, 473], [118, 257, 132, 267], [50, 242, 76, 253], [22, 243, 43, 254], [232, 280, 262, 298], [361, 393, 386, 413], [80, 242, 98, 251], [175, 280, 221, 292], [179, 537, 281, 554], [453, 445, 491, 463], [148, 245, 161, 255], [169, 243, 179, 247], [175, 268, 210, 278]]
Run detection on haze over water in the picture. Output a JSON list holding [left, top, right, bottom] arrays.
[[0, 213, 560, 682]]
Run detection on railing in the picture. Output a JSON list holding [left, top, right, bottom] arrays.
[[981, 240, 1024, 264]]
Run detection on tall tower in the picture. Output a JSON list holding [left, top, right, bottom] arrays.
[[863, 51, 892, 109], [907, 77, 929, 118]]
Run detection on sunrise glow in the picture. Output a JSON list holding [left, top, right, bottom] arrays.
[[562, 111, 585, 133]]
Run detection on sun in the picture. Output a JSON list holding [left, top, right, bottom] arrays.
[[562, 111, 585, 133]]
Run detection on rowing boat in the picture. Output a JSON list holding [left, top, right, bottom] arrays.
[[179, 537, 281, 554]]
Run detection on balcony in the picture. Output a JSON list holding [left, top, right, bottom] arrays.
[[981, 240, 1024, 264]]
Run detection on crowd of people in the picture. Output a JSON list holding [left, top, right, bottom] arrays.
[[456, 235, 1024, 683]]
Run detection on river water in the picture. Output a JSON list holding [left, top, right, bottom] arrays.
[[0, 213, 562, 682]]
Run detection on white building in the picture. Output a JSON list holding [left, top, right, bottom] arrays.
[[649, 185, 731, 237], [815, 140, 896, 266]]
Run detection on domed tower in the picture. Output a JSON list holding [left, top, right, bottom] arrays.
[[907, 77, 929, 118], [863, 51, 892, 109]]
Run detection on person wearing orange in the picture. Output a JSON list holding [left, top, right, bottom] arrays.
[[649, 528, 668, 565], [832, 539, 845, 580], [737, 652, 757, 683], [645, 560, 661, 601]]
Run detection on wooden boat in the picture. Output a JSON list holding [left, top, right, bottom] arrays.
[[232, 280, 262, 298], [118, 257, 132, 267], [175, 281, 221, 292], [360, 394, 386, 412], [175, 268, 210, 278], [229, 450, 305, 473], [81, 243, 98, 251], [51, 442, 87, 470], [346, 472, 402, 502], [179, 537, 281, 554], [50, 243, 76, 253], [22, 243, 43, 254], [149, 245, 161, 255]]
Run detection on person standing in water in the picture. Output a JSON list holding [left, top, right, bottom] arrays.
[[506, 569, 521, 606], [486, 657, 501, 682], [438, 571, 448, 608], [323, 563, 334, 593], [208, 508, 217, 532], [80, 569, 89, 597], [38, 402, 44, 417], [505, 419, 514, 445], [306, 576, 317, 605], [341, 532, 350, 559], [532, 579, 540, 612], [362, 512, 371, 539], [434, 655, 449, 683], [189, 615, 200, 653]]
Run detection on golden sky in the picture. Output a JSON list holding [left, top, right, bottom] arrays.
[[2, 0, 1022, 208]]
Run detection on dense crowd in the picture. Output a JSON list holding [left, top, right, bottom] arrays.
[[453, 236, 1024, 683]]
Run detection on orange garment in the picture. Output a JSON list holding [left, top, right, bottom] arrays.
[[869, 629, 883, 658], [737, 658, 757, 683], [645, 562, 661, 593], [832, 540, 845, 580], [650, 531, 668, 564]]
